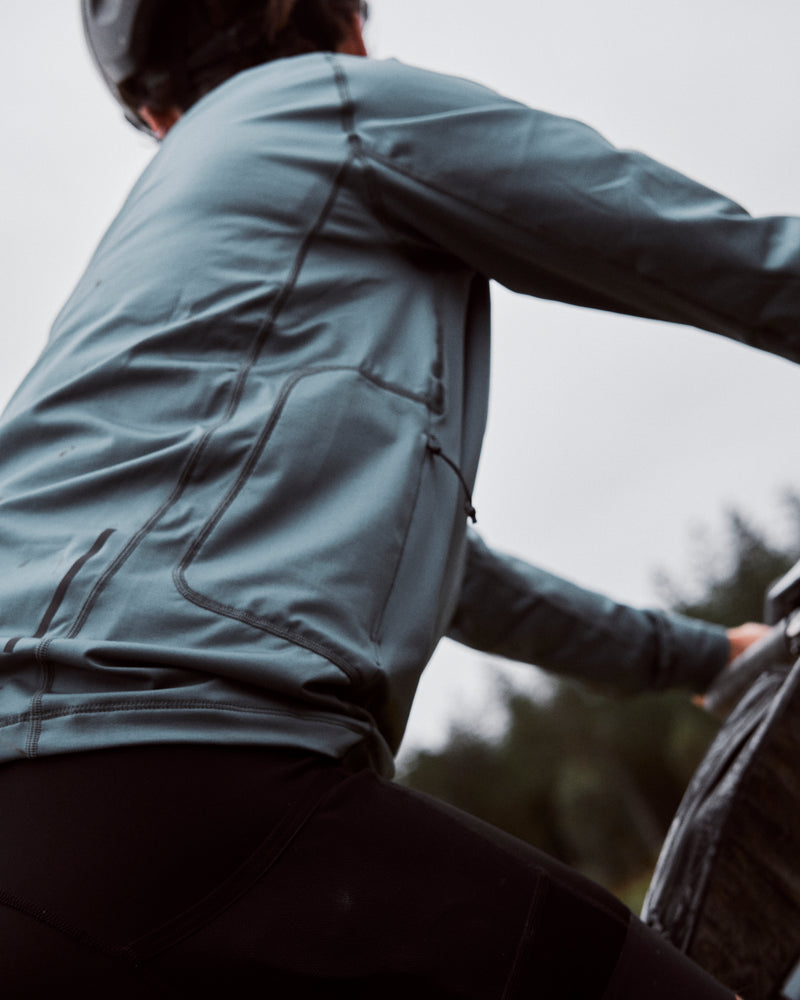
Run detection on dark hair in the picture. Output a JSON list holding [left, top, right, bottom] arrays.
[[119, 0, 361, 115]]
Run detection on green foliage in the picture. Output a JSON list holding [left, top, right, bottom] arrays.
[[399, 497, 800, 909], [659, 499, 800, 626]]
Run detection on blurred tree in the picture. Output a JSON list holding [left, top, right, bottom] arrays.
[[658, 498, 800, 625], [399, 495, 800, 910]]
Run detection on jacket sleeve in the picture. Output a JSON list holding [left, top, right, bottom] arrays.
[[445, 531, 730, 695], [352, 60, 800, 365]]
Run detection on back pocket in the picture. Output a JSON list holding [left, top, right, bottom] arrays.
[[176, 368, 429, 679]]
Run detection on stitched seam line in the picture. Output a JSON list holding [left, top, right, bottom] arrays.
[[0, 698, 368, 735], [66, 432, 213, 639], [173, 584, 363, 681], [357, 365, 432, 408], [370, 429, 428, 646], [175, 366, 429, 682], [4, 531, 116, 654], [25, 638, 53, 758], [327, 54, 393, 239], [329, 55, 447, 408], [0, 887, 128, 961], [330, 53, 357, 141], [34, 530, 116, 639], [501, 876, 547, 1000], [66, 157, 354, 641], [174, 364, 359, 681]]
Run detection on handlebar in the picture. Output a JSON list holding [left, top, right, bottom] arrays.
[[766, 559, 800, 624], [701, 554, 800, 717], [703, 617, 797, 717]]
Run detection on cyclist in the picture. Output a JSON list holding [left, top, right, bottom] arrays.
[[0, 1, 787, 995]]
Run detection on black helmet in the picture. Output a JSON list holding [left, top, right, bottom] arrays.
[[82, 1, 365, 134], [81, 0, 269, 135], [81, 0, 163, 133]]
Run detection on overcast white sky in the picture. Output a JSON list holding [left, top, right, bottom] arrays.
[[2, 2, 800, 753]]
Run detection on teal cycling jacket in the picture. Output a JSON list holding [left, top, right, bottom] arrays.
[[4, 52, 795, 773]]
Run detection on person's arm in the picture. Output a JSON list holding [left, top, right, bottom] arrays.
[[350, 59, 800, 365], [446, 531, 731, 696]]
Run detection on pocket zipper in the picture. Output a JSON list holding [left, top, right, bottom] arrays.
[[426, 436, 477, 524]]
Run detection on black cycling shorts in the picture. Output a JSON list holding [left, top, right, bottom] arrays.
[[0, 745, 735, 998]]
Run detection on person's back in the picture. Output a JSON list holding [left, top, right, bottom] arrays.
[[0, 51, 493, 771], [0, 1, 787, 995]]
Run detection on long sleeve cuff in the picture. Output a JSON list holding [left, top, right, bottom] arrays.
[[446, 532, 730, 695]]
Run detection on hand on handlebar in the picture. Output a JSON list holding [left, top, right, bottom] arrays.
[[692, 621, 784, 715], [726, 622, 773, 663], [691, 622, 772, 712]]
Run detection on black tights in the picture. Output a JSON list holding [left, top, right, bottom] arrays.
[[0, 746, 735, 998]]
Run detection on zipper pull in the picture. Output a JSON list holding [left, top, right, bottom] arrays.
[[427, 437, 477, 524]]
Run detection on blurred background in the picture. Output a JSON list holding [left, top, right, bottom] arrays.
[[401, 507, 800, 909], [3, 1, 800, 905]]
